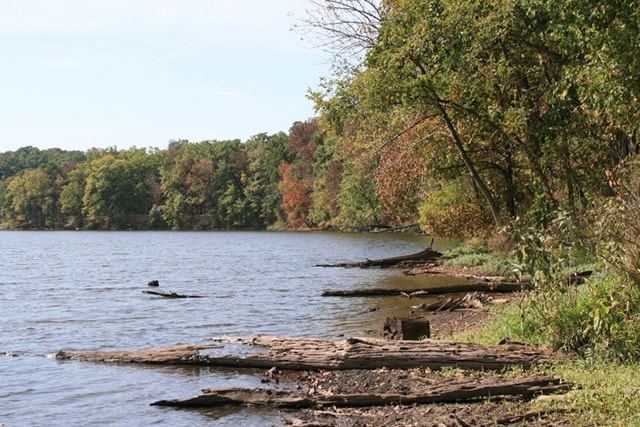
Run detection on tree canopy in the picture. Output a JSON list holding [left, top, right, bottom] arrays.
[[310, 0, 639, 235], [2, 0, 638, 236]]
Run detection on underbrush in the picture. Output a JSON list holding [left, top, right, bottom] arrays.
[[453, 299, 640, 426], [443, 242, 514, 276], [444, 159, 640, 424]]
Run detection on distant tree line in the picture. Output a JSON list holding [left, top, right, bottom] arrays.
[[3, 0, 639, 238], [0, 120, 397, 231]]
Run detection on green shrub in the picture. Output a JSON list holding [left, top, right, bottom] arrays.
[[597, 158, 640, 285], [419, 180, 493, 239], [444, 252, 513, 276], [506, 208, 640, 362], [444, 240, 514, 275]]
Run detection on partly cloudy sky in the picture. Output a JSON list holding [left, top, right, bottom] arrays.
[[0, 1, 331, 152]]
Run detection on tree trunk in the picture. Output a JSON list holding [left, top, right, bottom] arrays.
[[142, 290, 205, 298], [412, 293, 487, 312], [383, 317, 431, 340], [322, 281, 528, 297], [437, 101, 503, 227], [56, 335, 552, 371], [151, 375, 569, 408], [316, 247, 442, 268]]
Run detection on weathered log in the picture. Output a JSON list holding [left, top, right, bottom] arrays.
[[55, 344, 221, 364], [151, 375, 570, 408], [411, 293, 487, 312], [56, 335, 552, 371], [316, 247, 442, 268], [142, 290, 205, 298], [383, 317, 431, 340], [370, 223, 420, 233], [323, 281, 528, 297]]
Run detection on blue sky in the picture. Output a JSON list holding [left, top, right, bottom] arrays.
[[0, 1, 331, 152]]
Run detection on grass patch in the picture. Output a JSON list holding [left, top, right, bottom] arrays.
[[444, 252, 513, 275], [451, 301, 522, 345], [451, 297, 640, 426], [443, 243, 514, 276], [546, 360, 640, 426]]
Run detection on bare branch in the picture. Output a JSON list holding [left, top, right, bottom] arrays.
[[295, 0, 384, 67]]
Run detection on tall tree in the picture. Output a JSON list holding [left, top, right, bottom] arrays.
[[310, 0, 638, 234], [244, 132, 292, 228], [3, 168, 55, 228], [279, 120, 321, 228], [59, 164, 87, 228]]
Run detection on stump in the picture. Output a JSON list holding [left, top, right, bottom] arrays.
[[383, 317, 431, 340]]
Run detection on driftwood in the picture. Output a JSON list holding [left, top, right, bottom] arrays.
[[316, 247, 442, 268], [407, 265, 591, 286], [323, 281, 528, 297], [56, 335, 552, 371], [370, 223, 420, 233], [383, 317, 431, 340], [55, 344, 222, 364], [142, 290, 205, 298], [411, 293, 488, 312], [151, 375, 570, 408]]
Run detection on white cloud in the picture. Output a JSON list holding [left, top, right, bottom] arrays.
[[211, 90, 245, 98]]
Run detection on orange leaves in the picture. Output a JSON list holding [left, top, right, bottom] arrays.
[[279, 162, 313, 228], [375, 115, 431, 222]]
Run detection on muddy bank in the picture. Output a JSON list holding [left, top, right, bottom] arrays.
[[281, 369, 571, 427]]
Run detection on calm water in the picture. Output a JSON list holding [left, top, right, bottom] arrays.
[[0, 231, 455, 426]]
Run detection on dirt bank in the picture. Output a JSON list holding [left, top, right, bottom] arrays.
[[285, 272, 563, 427], [278, 300, 569, 427]]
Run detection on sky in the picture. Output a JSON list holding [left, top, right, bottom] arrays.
[[0, 0, 331, 152]]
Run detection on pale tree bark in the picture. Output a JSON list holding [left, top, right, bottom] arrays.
[[296, 0, 383, 67]]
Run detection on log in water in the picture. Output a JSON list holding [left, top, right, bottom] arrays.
[[56, 335, 552, 371]]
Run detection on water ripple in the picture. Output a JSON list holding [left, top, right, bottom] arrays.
[[0, 230, 448, 426]]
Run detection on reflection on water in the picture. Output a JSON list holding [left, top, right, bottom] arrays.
[[0, 231, 456, 426]]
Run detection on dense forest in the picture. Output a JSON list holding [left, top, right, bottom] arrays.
[[1, 0, 639, 238], [0, 119, 395, 231], [0, 123, 345, 231]]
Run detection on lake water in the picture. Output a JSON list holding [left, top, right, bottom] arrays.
[[0, 231, 456, 426]]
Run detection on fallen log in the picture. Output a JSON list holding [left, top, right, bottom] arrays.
[[411, 293, 488, 312], [323, 281, 528, 297], [316, 247, 442, 268], [55, 344, 221, 364], [142, 290, 205, 298], [151, 375, 570, 408], [370, 223, 420, 233], [56, 335, 552, 371]]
